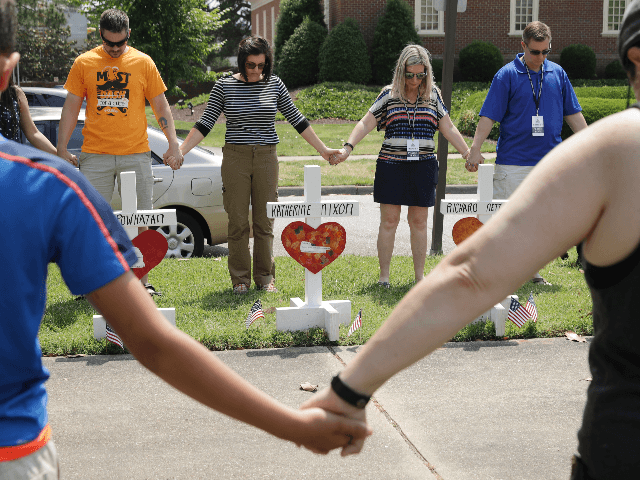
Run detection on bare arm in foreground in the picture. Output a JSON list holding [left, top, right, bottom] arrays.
[[302, 107, 640, 454], [87, 271, 371, 455]]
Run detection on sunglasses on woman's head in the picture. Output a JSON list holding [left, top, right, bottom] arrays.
[[405, 72, 427, 79]]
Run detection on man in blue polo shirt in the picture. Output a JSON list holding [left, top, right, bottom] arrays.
[[467, 21, 587, 284]]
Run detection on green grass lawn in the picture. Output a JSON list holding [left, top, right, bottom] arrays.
[[41, 249, 592, 356]]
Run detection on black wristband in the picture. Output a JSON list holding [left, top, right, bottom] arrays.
[[343, 142, 354, 151], [331, 375, 370, 409]]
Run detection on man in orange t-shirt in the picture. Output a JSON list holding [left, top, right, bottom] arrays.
[[57, 8, 184, 296]]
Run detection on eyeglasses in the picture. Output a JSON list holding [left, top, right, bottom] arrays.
[[405, 72, 427, 79], [101, 32, 129, 48], [526, 44, 551, 56], [246, 62, 266, 70]]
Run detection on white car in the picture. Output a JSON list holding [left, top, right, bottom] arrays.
[[25, 106, 230, 258]]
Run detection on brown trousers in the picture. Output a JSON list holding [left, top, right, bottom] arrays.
[[221, 143, 278, 286]]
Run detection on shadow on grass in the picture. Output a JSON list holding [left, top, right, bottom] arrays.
[[42, 298, 94, 329]]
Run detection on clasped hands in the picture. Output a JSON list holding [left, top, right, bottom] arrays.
[[322, 147, 350, 166], [464, 147, 485, 173], [162, 143, 184, 170]]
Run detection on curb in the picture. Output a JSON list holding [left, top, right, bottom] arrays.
[[278, 184, 477, 197]]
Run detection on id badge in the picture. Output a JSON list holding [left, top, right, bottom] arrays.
[[407, 139, 420, 160], [532, 115, 544, 136]]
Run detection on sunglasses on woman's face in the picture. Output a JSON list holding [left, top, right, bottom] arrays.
[[405, 72, 427, 79], [246, 62, 266, 70]]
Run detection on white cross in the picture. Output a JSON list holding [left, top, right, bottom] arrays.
[[439, 163, 517, 335], [267, 165, 359, 341], [93, 171, 178, 341]]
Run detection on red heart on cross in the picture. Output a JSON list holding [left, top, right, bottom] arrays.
[[281, 221, 346, 274], [131, 229, 169, 279]]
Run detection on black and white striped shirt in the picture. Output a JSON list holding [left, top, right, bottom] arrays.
[[194, 74, 309, 145]]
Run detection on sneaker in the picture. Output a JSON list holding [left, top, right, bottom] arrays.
[[144, 283, 163, 296], [256, 281, 277, 293], [233, 283, 249, 295]]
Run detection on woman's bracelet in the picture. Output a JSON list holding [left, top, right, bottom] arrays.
[[343, 142, 355, 152]]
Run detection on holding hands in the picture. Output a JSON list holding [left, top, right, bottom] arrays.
[[464, 146, 485, 173], [328, 146, 351, 166], [162, 143, 184, 170]]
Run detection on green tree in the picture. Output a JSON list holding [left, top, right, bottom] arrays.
[[273, 0, 325, 67], [277, 17, 327, 89], [210, 0, 251, 59], [371, 0, 420, 85], [82, 0, 226, 95], [319, 18, 371, 84], [15, 0, 81, 82]]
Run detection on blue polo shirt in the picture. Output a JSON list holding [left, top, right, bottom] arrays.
[[0, 135, 136, 448], [480, 53, 582, 166]]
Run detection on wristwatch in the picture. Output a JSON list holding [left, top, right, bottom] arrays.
[[331, 374, 370, 409], [343, 142, 355, 152]]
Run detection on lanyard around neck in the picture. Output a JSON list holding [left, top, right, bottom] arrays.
[[524, 59, 544, 115], [402, 96, 419, 139]]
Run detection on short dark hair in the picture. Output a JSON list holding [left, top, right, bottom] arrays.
[[0, 0, 17, 55], [237, 35, 273, 83], [522, 21, 552, 44], [619, 0, 640, 80], [100, 8, 129, 34]]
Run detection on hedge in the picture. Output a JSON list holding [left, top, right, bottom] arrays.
[[454, 89, 628, 141]]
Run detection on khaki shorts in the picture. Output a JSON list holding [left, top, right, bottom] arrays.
[[493, 163, 535, 200], [79, 151, 153, 210], [0, 441, 59, 479]]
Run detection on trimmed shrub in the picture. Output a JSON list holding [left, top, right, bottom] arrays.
[[276, 18, 327, 89], [371, 0, 421, 85], [604, 59, 628, 79], [431, 59, 443, 83], [572, 86, 633, 100], [561, 97, 626, 139], [559, 44, 596, 80], [455, 89, 500, 140], [319, 18, 371, 84], [458, 41, 504, 82], [274, 0, 326, 67]]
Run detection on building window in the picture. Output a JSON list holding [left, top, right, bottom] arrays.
[[416, 0, 444, 35], [509, 0, 539, 36], [603, 0, 627, 35]]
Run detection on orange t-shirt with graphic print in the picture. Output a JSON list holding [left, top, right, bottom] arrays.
[[64, 46, 167, 155]]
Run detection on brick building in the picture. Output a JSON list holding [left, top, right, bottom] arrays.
[[249, 0, 629, 76]]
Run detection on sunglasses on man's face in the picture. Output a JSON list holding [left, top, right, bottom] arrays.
[[246, 62, 266, 70], [101, 32, 129, 48], [526, 44, 551, 56], [405, 72, 427, 79]]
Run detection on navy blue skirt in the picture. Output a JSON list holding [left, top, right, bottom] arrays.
[[373, 157, 439, 207]]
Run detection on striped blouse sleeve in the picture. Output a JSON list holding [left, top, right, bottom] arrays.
[[369, 87, 392, 131], [276, 77, 309, 134], [194, 80, 225, 137]]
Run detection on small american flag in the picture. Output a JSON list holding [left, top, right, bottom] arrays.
[[508, 297, 530, 328], [348, 309, 362, 336], [246, 299, 264, 328], [524, 292, 538, 322], [105, 323, 124, 349]]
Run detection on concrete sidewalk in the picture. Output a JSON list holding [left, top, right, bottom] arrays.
[[45, 337, 590, 479]]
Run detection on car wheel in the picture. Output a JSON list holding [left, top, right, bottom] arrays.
[[155, 211, 204, 259]]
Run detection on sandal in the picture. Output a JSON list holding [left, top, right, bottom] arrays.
[[233, 283, 249, 295], [144, 283, 163, 296], [377, 281, 391, 289], [532, 277, 551, 286], [256, 281, 277, 293]]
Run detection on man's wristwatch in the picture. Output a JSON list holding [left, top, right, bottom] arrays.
[[331, 375, 370, 409]]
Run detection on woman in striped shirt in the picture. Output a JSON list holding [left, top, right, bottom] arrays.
[[178, 36, 339, 295], [331, 44, 475, 287]]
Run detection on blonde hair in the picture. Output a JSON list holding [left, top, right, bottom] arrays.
[[389, 44, 433, 101]]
